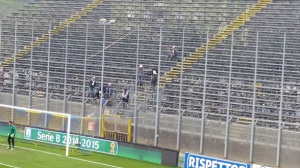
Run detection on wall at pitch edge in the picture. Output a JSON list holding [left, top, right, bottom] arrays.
[[0, 123, 178, 167]]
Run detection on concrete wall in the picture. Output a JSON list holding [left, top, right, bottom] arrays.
[[136, 112, 300, 168]]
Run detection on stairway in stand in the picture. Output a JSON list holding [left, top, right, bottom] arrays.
[[135, 0, 273, 105]]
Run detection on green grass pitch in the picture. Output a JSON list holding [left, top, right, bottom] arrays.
[[0, 138, 177, 168]]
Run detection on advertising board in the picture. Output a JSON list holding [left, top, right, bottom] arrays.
[[184, 153, 251, 168], [24, 127, 118, 155]]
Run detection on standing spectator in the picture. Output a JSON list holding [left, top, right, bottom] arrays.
[[95, 89, 106, 107], [121, 89, 129, 109], [0, 73, 4, 86], [103, 83, 113, 99], [137, 65, 144, 86], [88, 77, 96, 97], [104, 83, 114, 106], [151, 67, 158, 76], [151, 71, 158, 92], [107, 83, 113, 98], [95, 88, 102, 99], [167, 45, 177, 61], [102, 85, 107, 98], [151, 67, 158, 92]]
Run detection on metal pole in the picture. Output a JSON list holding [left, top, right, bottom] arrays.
[[200, 29, 209, 154], [65, 114, 71, 156], [62, 26, 69, 131], [249, 31, 259, 162], [99, 24, 106, 137], [29, 23, 34, 109], [276, 33, 286, 167], [176, 27, 185, 150], [133, 26, 140, 143], [0, 20, 2, 60], [81, 24, 89, 134], [177, 110, 183, 150], [28, 22, 34, 126], [224, 32, 234, 159], [11, 21, 17, 121], [154, 27, 162, 147], [63, 26, 69, 114], [45, 22, 51, 128]]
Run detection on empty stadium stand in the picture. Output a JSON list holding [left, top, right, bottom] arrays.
[[0, 0, 30, 18], [162, 0, 300, 129]]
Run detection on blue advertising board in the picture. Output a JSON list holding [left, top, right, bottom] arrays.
[[184, 153, 251, 168]]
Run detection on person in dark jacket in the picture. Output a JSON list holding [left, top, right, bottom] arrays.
[[137, 65, 144, 86], [121, 89, 129, 109], [106, 83, 113, 98], [88, 77, 96, 97], [151, 71, 158, 92], [167, 45, 177, 61], [151, 67, 158, 76], [0, 73, 4, 86], [103, 83, 113, 100]]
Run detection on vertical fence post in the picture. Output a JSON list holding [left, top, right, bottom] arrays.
[[133, 26, 140, 143], [29, 23, 34, 109], [81, 23, 89, 134], [45, 22, 51, 128], [11, 21, 17, 121], [249, 31, 259, 162], [66, 114, 71, 156], [176, 27, 185, 151], [200, 29, 209, 154], [0, 20, 2, 60], [63, 26, 69, 114], [177, 111, 182, 151], [154, 27, 162, 147], [224, 32, 234, 159], [45, 22, 51, 111], [276, 32, 286, 167], [62, 26, 69, 131], [99, 24, 106, 137], [28, 22, 34, 126]]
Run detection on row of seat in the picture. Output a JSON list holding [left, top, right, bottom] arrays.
[[0, 0, 94, 62], [159, 1, 300, 128]]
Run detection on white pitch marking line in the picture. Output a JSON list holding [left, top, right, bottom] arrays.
[[0, 144, 123, 168], [16, 146, 63, 157], [68, 156, 123, 168], [0, 162, 20, 168]]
